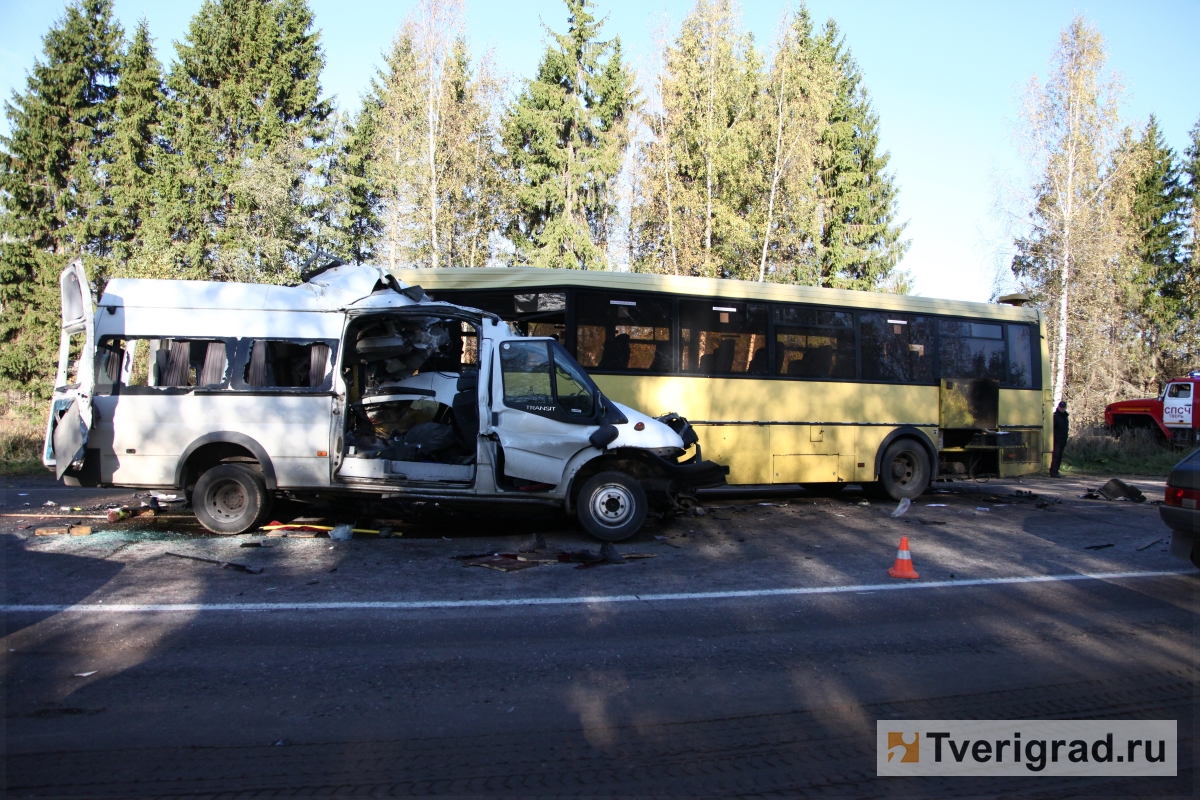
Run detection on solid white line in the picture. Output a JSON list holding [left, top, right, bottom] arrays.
[[2, 569, 1192, 615]]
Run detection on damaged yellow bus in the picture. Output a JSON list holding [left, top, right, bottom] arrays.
[[393, 267, 1051, 500]]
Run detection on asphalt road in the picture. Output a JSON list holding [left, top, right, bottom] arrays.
[[3, 473, 1197, 797]]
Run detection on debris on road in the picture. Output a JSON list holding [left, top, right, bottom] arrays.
[[34, 526, 71, 536], [239, 541, 274, 548], [69, 526, 92, 536], [328, 524, 354, 541], [260, 521, 392, 537], [890, 498, 912, 518], [518, 532, 547, 553], [1084, 543, 1115, 551], [654, 535, 681, 548], [1098, 478, 1146, 503], [165, 551, 263, 574], [1136, 537, 1164, 552], [73, 671, 97, 678], [461, 554, 540, 572], [925, 503, 947, 507]]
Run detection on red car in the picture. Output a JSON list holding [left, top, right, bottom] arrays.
[[1105, 372, 1199, 448]]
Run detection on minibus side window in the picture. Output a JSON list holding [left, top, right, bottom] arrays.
[[679, 301, 769, 376], [773, 306, 855, 379], [242, 340, 332, 389], [575, 292, 673, 373], [860, 313, 935, 383], [95, 338, 228, 392]]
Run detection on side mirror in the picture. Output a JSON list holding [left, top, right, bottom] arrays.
[[589, 424, 619, 450]]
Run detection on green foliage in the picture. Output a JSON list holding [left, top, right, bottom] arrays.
[[502, 0, 636, 269], [0, 0, 123, 398], [131, 0, 330, 283]]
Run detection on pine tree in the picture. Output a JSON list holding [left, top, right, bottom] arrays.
[[502, 0, 636, 270], [108, 18, 164, 269], [139, 0, 330, 283], [813, 23, 908, 290], [0, 0, 123, 396], [333, 104, 384, 265], [1178, 118, 1200, 368]]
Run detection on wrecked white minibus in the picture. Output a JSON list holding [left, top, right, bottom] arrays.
[[45, 261, 727, 540]]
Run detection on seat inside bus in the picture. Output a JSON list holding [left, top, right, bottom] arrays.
[[338, 313, 478, 482]]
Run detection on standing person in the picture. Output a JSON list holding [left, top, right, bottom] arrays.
[[1049, 401, 1069, 477]]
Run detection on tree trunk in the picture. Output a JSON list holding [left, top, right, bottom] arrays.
[[427, 57, 439, 269], [759, 69, 787, 283]]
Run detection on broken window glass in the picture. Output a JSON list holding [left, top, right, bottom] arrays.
[[242, 340, 332, 389], [773, 306, 856, 379], [679, 300, 768, 376], [94, 338, 229, 391], [575, 292, 672, 373], [860, 313, 934, 383]]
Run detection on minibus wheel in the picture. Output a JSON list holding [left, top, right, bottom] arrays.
[[193, 464, 271, 534], [878, 439, 931, 501], [577, 471, 648, 542]]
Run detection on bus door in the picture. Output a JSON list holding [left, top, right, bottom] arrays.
[[44, 261, 95, 479], [1163, 382, 1193, 428]]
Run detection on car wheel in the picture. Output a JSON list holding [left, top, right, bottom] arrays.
[[878, 439, 931, 501], [577, 471, 648, 542], [193, 464, 271, 535]]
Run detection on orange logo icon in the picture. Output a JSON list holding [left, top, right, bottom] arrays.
[[887, 732, 920, 763]]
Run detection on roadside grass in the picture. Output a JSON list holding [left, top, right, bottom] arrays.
[[1, 405, 45, 476], [1061, 426, 1187, 477]]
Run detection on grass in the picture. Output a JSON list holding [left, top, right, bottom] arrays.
[[1, 405, 46, 476], [1061, 426, 1188, 477]]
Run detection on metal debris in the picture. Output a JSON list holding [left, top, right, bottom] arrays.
[[165, 551, 263, 574]]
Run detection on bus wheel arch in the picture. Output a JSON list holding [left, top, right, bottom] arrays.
[[175, 432, 278, 493], [871, 428, 936, 501]]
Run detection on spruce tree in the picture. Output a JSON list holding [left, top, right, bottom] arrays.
[[1179, 118, 1200, 368], [502, 0, 636, 269], [814, 23, 908, 290], [0, 0, 123, 396], [336, 103, 384, 265], [108, 18, 164, 269], [146, 0, 330, 283]]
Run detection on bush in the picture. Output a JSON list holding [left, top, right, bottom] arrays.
[[1062, 426, 1184, 477], [1, 398, 46, 476]]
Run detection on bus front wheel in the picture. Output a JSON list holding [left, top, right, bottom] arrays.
[[877, 440, 931, 501], [193, 464, 272, 534]]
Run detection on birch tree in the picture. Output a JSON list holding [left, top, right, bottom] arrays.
[[1010, 17, 1124, 409]]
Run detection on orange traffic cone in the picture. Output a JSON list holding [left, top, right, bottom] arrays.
[[887, 536, 920, 579]]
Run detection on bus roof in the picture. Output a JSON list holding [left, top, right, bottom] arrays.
[[388, 267, 1041, 323]]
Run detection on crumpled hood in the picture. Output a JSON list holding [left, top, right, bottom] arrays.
[[608, 402, 685, 451]]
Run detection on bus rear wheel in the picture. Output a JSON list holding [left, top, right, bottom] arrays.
[[194, 464, 272, 534], [877, 439, 931, 501]]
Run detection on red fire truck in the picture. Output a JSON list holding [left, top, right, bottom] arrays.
[[1105, 372, 1200, 447]]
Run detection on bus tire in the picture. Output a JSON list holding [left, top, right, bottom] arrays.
[[577, 471, 648, 542], [878, 439, 931, 501], [193, 464, 272, 535]]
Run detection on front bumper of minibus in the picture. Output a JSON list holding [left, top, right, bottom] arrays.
[[648, 453, 729, 489]]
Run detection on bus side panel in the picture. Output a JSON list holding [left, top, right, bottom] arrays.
[[697, 426, 771, 484]]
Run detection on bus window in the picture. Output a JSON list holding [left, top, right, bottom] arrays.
[[860, 313, 934, 383], [575, 292, 672, 373], [774, 306, 855, 379], [680, 301, 769, 376], [433, 290, 565, 340], [939, 319, 1006, 382], [1006, 324, 1034, 388]]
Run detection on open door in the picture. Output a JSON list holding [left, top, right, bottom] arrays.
[[44, 261, 95, 479], [1163, 382, 1193, 429]]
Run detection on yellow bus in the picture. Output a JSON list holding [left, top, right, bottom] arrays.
[[393, 267, 1050, 500]]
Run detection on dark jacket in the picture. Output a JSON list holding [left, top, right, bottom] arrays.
[[1053, 409, 1069, 448]]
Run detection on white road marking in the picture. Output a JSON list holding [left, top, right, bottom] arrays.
[[2, 570, 1192, 614]]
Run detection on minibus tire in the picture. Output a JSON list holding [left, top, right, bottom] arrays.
[[879, 439, 931, 501], [193, 464, 271, 535], [577, 471, 648, 542]]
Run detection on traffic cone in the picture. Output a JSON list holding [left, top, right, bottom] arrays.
[[887, 536, 920, 579]]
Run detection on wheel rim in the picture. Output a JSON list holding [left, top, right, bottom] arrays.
[[207, 479, 249, 523], [590, 483, 635, 528], [890, 452, 916, 487]]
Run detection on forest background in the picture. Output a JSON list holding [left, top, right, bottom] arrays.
[[1, 0, 1198, 464]]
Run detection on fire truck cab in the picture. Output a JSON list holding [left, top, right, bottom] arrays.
[[1105, 372, 1200, 447]]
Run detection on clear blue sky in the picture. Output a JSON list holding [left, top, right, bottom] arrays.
[[2, 0, 1197, 302]]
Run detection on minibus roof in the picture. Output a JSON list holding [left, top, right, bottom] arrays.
[[99, 265, 407, 313]]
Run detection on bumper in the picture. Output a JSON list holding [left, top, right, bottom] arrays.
[[1160, 506, 1200, 560], [649, 454, 729, 489]]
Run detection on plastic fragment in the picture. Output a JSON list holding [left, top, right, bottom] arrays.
[[890, 498, 911, 518]]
